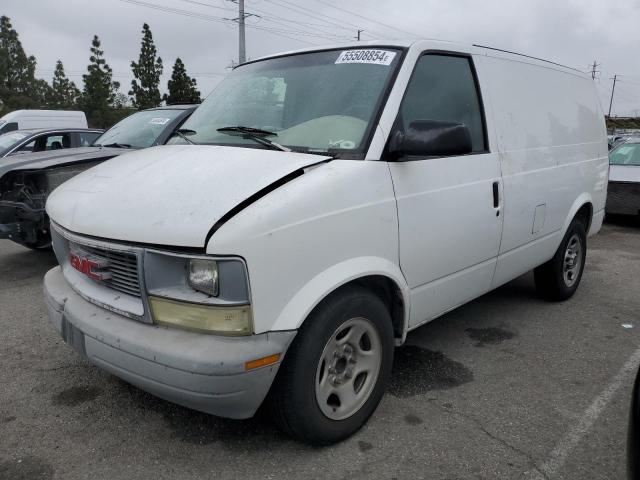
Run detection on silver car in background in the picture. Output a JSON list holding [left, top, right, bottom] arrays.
[[606, 138, 640, 217]]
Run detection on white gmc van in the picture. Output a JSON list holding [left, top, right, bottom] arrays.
[[0, 110, 88, 133], [43, 40, 608, 444]]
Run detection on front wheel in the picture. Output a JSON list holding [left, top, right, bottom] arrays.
[[268, 286, 394, 445], [534, 218, 587, 301]]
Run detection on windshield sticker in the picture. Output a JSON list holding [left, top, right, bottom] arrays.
[[149, 117, 171, 125], [329, 139, 356, 149], [335, 50, 396, 66]]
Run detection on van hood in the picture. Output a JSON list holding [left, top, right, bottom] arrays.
[[46, 145, 330, 248], [609, 164, 640, 183]]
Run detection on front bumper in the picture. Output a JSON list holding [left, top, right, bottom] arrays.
[[606, 181, 640, 216], [44, 266, 296, 419]]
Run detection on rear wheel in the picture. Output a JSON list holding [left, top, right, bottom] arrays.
[[269, 285, 394, 445], [534, 218, 587, 301]]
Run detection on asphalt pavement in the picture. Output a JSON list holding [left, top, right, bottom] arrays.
[[1, 219, 639, 480]]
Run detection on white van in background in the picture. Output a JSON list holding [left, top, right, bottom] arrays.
[[0, 110, 88, 133], [43, 40, 608, 445]]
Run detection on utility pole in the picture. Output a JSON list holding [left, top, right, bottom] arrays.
[[356, 29, 363, 41], [238, 0, 246, 64], [227, 0, 254, 64], [608, 75, 619, 117], [590, 60, 600, 80]]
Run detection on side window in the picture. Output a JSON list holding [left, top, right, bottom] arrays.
[[43, 134, 71, 151], [79, 131, 101, 146], [0, 122, 18, 134], [399, 54, 486, 153], [16, 140, 35, 153]]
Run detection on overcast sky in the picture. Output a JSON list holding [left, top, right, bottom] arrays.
[[4, 0, 640, 116]]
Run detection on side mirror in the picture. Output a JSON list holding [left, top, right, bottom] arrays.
[[388, 120, 473, 159]]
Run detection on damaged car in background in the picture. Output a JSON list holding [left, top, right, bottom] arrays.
[[0, 104, 197, 249]]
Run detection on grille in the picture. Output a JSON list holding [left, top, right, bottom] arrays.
[[607, 182, 640, 215], [75, 243, 142, 297]]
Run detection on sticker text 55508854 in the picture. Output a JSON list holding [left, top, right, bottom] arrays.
[[335, 50, 397, 66]]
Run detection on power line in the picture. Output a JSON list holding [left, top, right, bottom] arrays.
[[174, 0, 235, 11], [169, 0, 352, 41], [610, 84, 640, 103], [616, 77, 640, 87], [112, 0, 322, 45], [177, 0, 354, 35], [249, 15, 352, 41], [264, 0, 382, 39], [251, 11, 353, 34], [116, 0, 228, 24], [314, 0, 422, 38]]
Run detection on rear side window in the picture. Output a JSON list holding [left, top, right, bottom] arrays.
[[43, 134, 71, 150], [399, 54, 487, 153], [79, 131, 101, 146]]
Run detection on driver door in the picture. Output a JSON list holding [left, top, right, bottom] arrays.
[[387, 53, 503, 327]]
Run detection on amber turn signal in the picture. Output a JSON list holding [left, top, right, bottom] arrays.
[[245, 353, 281, 371]]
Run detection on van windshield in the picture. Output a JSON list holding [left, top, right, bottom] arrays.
[[171, 48, 402, 157], [610, 142, 640, 166]]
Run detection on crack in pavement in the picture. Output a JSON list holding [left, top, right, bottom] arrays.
[[426, 400, 550, 479]]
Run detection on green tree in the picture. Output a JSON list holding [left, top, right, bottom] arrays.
[[0, 15, 47, 112], [164, 58, 201, 105], [129, 23, 163, 109], [80, 35, 120, 127], [113, 92, 130, 109], [48, 60, 80, 109]]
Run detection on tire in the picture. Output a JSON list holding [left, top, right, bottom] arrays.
[[23, 240, 53, 251], [268, 285, 394, 445], [22, 233, 53, 251], [534, 217, 587, 301]]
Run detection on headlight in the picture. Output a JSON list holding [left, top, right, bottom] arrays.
[[149, 296, 252, 335], [144, 251, 252, 335], [188, 259, 219, 296]]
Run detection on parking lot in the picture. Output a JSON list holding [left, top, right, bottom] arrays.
[[0, 220, 638, 480]]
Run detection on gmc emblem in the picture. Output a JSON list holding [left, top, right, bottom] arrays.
[[69, 249, 112, 281]]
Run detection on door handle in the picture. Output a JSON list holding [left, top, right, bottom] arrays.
[[492, 181, 500, 208]]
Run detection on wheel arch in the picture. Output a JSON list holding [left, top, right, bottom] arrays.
[[270, 256, 411, 344], [563, 194, 593, 237]]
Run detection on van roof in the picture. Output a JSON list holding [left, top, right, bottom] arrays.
[[3, 128, 102, 136], [243, 38, 583, 76], [0, 110, 86, 121]]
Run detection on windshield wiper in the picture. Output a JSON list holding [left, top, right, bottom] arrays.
[[173, 129, 199, 145], [216, 126, 290, 152], [96, 142, 132, 149]]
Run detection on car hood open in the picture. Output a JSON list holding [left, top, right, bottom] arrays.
[[0, 146, 123, 179], [47, 145, 330, 248]]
